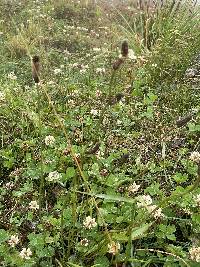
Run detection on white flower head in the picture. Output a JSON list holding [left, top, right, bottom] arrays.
[[190, 151, 200, 163], [147, 205, 164, 219], [46, 171, 60, 182], [8, 235, 19, 247], [93, 47, 101, 52], [19, 248, 32, 260], [96, 68, 106, 75], [128, 49, 137, 60], [44, 135, 55, 146], [47, 81, 55, 85], [83, 216, 97, 229], [90, 109, 98, 116], [80, 238, 89, 246], [71, 62, 79, 68], [95, 90, 102, 97], [5, 182, 14, 189], [189, 247, 200, 262], [193, 194, 200, 206], [128, 182, 140, 194], [117, 120, 122, 125], [108, 241, 120, 255], [80, 64, 89, 74], [68, 99, 75, 107], [0, 91, 5, 101], [54, 68, 62, 75], [137, 195, 152, 208], [63, 48, 71, 55], [8, 72, 17, 80], [80, 68, 87, 74], [29, 200, 39, 210]]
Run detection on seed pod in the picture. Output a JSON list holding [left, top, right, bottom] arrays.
[[121, 40, 129, 57], [32, 56, 40, 83], [86, 142, 101, 155], [108, 93, 124, 105], [114, 153, 130, 166], [112, 58, 124, 70], [176, 114, 193, 128], [115, 93, 124, 102]]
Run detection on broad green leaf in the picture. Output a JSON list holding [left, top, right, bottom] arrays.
[[95, 194, 135, 204], [131, 223, 152, 240], [64, 167, 76, 181], [93, 256, 110, 267], [0, 229, 9, 243]]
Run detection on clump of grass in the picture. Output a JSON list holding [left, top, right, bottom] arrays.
[[112, 0, 200, 86]]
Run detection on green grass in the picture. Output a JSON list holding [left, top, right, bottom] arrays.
[[0, 0, 200, 266]]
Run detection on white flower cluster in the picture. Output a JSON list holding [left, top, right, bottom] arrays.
[[46, 171, 60, 182], [0, 91, 5, 102], [90, 109, 98, 116], [119, 48, 137, 60], [44, 135, 55, 146], [83, 216, 97, 229], [96, 67, 106, 75], [193, 194, 200, 206], [8, 235, 19, 247], [128, 49, 137, 60], [146, 205, 164, 219], [8, 72, 17, 80], [108, 241, 120, 255], [127, 182, 140, 194], [20, 248, 32, 260], [189, 246, 200, 262], [80, 64, 89, 74], [80, 238, 89, 247], [29, 200, 39, 210], [54, 68, 62, 75], [190, 151, 200, 163], [137, 195, 164, 219], [137, 195, 153, 207], [93, 47, 101, 52]]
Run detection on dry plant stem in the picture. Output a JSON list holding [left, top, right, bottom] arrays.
[[96, 70, 117, 137], [136, 249, 191, 267], [39, 83, 113, 243], [55, 259, 63, 267]]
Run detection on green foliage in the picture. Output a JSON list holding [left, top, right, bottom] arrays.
[[0, 0, 200, 266]]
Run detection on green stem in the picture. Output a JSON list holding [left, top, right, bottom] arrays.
[[37, 85, 45, 218]]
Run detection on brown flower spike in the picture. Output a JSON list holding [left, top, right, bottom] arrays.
[[176, 114, 192, 128], [121, 40, 129, 57], [32, 56, 40, 83], [112, 40, 129, 70]]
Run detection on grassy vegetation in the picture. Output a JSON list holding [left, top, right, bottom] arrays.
[[0, 0, 200, 266]]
